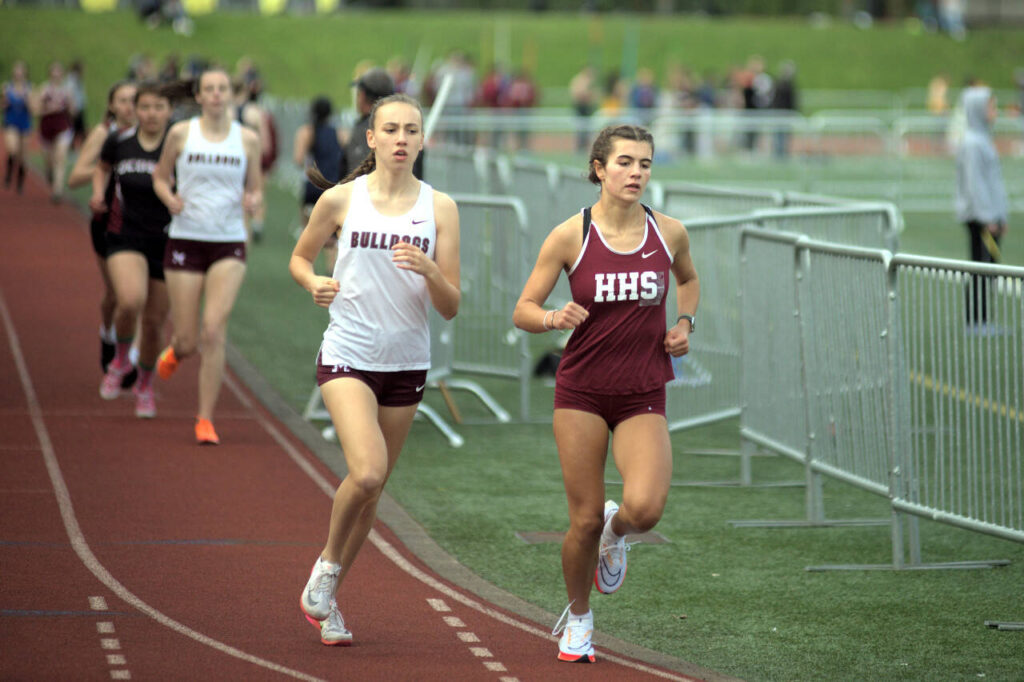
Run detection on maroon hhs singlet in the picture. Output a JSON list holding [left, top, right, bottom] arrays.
[[555, 208, 675, 394]]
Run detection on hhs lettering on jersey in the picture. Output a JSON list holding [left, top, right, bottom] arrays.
[[593, 271, 665, 307], [350, 231, 430, 253]]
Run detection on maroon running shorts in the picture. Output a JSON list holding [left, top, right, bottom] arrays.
[[163, 238, 246, 273], [554, 383, 666, 430], [316, 354, 427, 407]]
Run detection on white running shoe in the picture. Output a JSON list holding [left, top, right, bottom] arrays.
[[300, 556, 341, 622], [594, 500, 629, 594], [313, 599, 353, 646], [552, 603, 595, 663]]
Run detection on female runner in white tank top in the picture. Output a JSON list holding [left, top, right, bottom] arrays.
[[289, 93, 460, 646], [152, 67, 262, 445]]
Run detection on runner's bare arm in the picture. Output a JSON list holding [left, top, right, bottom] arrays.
[[290, 184, 351, 308], [153, 121, 186, 215], [513, 216, 589, 333]]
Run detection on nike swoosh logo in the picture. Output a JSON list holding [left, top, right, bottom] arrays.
[[415, 384, 425, 392], [412, 219, 428, 225], [641, 250, 658, 259]]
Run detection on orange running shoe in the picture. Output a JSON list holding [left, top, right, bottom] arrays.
[[156, 346, 179, 380], [195, 417, 220, 445]]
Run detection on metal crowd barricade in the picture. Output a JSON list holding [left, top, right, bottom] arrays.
[[893, 254, 1024, 546], [662, 180, 782, 220], [750, 203, 903, 252], [664, 215, 752, 434], [445, 194, 532, 422], [734, 230, 1022, 568]]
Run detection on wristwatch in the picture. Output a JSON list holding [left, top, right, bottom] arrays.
[[677, 314, 695, 333]]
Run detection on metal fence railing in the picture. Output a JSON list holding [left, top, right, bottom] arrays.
[[444, 194, 532, 423], [735, 229, 1024, 567]]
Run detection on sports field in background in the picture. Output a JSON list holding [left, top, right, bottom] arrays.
[[10, 7, 1024, 680]]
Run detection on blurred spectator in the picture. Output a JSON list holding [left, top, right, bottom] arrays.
[[67, 59, 87, 148], [600, 70, 625, 115], [927, 73, 950, 114], [127, 53, 156, 81], [478, 63, 508, 109], [387, 58, 418, 98], [938, 0, 966, 41], [435, 51, 477, 145], [771, 60, 798, 159], [955, 85, 1009, 326], [137, 0, 193, 35], [695, 70, 718, 109], [741, 55, 772, 152], [499, 68, 538, 151], [159, 54, 181, 83], [479, 63, 509, 150], [629, 67, 658, 125], [569, 65, 598, 152]]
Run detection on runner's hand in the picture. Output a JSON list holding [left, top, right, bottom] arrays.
[[551, 302, 588, 330], [88, 193, 106, 213], [308, 276, 340, 308], [392, 241, 437, 277], [664, 323, 690, 357], [244, 189, 263, 218], [165, 193, 185, 215]]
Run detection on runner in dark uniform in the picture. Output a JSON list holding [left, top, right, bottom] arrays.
[[513, 124, 699, 664], [92, 82, 173, 419], [68, 80, 137, 375]]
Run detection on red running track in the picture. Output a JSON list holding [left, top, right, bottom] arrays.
[[0, 173, 725, 681]]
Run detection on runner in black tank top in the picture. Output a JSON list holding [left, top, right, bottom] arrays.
[[92, 83, 173, 419], [513, 125, 699, 664], [66, 80, 138, 375]]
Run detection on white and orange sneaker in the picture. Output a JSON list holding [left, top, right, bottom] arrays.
[[315, 599, 353, 646], [552, 604, 595, 663]]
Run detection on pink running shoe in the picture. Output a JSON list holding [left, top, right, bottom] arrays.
[[133, 384, 156, 418], [99, 359, 133, 400]]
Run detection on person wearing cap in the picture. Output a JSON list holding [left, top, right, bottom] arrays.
[[340, 68, 423, 182]]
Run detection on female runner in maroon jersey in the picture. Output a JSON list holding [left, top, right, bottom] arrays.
[[513, 124, 699, 664]]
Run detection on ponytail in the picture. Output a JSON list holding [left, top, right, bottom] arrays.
[[341, 152, 376, 184]]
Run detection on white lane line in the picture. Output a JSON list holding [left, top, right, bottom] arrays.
[[0, 291, 324, 682], [109, 671, 131, 680], [443, 616, 466, 628], [228, 371, 694, 681], [427, 598, 451, 612], [499, 677, 519, 682], [484, 662, 508, 672], [456, 632, 480, 643], [106, 655, 126, 666], [97, 622, 115, 634], [469, 647, 492, 658], [227, 364, 695, 681], [100, 638, 121, 650]]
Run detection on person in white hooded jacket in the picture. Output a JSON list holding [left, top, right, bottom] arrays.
[[955, 85, 1009, 325]]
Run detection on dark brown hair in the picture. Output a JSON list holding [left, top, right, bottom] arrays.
[[587, 124, 655, 185], [159, 66, 232, 103], [133, 80, 170, 105], [307, 93, 423, 190], [104, 80, 136, 125]]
